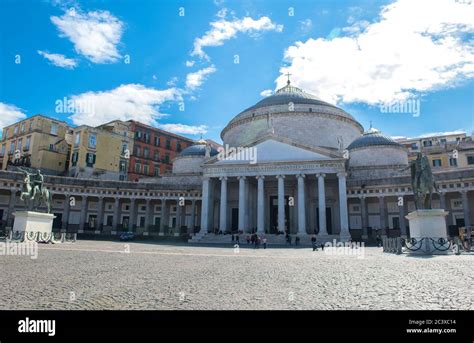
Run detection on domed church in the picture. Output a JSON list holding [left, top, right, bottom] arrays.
[[172, 80, 427, 243]]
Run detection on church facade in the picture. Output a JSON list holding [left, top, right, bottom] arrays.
[[0, 82, 473, 243]]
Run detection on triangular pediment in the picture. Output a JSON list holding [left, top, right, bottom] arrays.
[[209, 135, 342, 165]]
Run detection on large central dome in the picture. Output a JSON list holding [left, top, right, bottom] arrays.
[[221, 81, 363, 150]]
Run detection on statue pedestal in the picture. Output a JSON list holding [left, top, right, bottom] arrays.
[[12, 211, 55, 242], [405, 209, 449, 254]]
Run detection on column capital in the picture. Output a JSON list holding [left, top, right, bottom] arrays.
[[237, 176, 246, 180], [276, 174, 285, 179], [316, 173, 326, 178], [460, 190, 468, 195], [255, 175, 265, 180], [296, 173, 306, 179], [219, 176, 228, 181], [358, 195, 366, 200], [337, 172, 347, 178]]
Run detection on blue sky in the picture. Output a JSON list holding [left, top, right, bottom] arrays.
[[0, 0, 473, 142]]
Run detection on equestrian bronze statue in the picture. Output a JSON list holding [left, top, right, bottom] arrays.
[[18, 168, 52, 213], [400, 152, 438, 210]]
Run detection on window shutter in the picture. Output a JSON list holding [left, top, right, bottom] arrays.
[[92, 154, 96, 164]]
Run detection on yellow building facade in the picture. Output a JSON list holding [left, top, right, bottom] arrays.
[[69, 123, 133, 181], [0, 115, 71, 175]]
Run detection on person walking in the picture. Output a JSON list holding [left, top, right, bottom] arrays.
[[311, 235, 318, 251], [235, 235, 240, 244], [262, 237, 267, 249]]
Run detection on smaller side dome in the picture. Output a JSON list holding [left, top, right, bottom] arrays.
[[347, 127, 402, 150], [179, 144, 219, 157]]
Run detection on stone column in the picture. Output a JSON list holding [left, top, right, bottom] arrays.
[[129, 198, 136, 232], [97, 196, 104, 231], [276, 175, 285, 234], [176, 198, 182, 230], [297, 174, 306, 235], [256, 176, 265, 233], [244, 179, 250, 231], [398, 195, 407, 237], [79, 195, 88, 231], [337, 172, 350, 240], [237, 176, 246, 233], [61, 194, 71, 231], [6, 188, 17, 228], [144, 198, 151, 232], [219, 176, 228, 233], [160, 198, 168, 233], [200, 178, 210, 233], [360, 196, 368, 239], [461, 191, 471, 227], [378, 196, 386, 236], [190, 199, 196, 232], [112, 197, 120, 231], [317, 174, 327, 236], [181, 198, 186, 230], [439, 191, 447, 210]]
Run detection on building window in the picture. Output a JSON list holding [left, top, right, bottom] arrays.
[[134, 163, 141, 173], [432, 159, 442, 167], [135, 146, 141, 157], [74, 132, 81, 146], [86, 153, 96, 167], [21, 123, 25, 133], [423, 140, 432, 147], [449, 158, 457, 167], [9, 143, 15, 154], [119, 160, 126, 172], [164, 154, 170, 163], [135, 131, 142, 139], [25, 136, 31, 150], [154, 136, 160, 146], [29, 121, 33, 132], [154, 167, 160, 177], [467, 156, 474, 165], [440, 138, 447, 144], [0, 144, 5, 156], [49, 144, 54, 151], [177, 142, 182, 152], [144, 147, 149, 159], [119, 175, 125, 181], [154, 151, 159, 161], [88, 133, 97, 149], [17, 139, 22, 151], [71, 152, 79, 166], [13, 126, 18, 136], [143, 164, 149, 175], [51, 123, 58, 135], [411, 143, 418, 150], [121, 143, 128, 155], [166, 139, 171, 149]]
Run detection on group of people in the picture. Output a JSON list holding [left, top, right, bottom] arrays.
[[231, 233, 267, 249]]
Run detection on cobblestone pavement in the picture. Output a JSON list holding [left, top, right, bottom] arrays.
[[1, 240, 473, 310]]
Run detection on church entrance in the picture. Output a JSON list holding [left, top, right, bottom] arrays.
[[231, 208, 238, 232], [269, 196, 290, 234]]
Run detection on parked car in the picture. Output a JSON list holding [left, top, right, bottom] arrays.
[[119, 232, 135, 241]]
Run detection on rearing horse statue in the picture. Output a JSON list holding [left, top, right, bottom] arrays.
[[400, 152, 438, 209], [19, 168, 52, 213]]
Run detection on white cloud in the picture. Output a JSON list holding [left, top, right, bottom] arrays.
[[185, 66, 217, 90], [260, 89, 273, 97], [167, 76, 178, 87], [51, 8, 124, 64], [279, 0, 474, 105], [38, 50, 77, 69], [0, 103, 27, 132], [185, 60, 195, 67], [191, 16, 283, 59], [159, 123, 208, 135], [68, 84, 182, 127]]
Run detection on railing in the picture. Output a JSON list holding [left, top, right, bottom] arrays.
[[383, 237, 462, 255], [6, 230, 77, 243]]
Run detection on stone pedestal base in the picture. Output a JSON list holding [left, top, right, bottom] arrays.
[[405, 209, 449, 254], [12, 211, 55, 242]]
